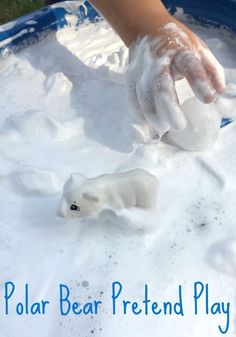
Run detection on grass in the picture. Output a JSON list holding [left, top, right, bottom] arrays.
[[0, 0, 45, 25]]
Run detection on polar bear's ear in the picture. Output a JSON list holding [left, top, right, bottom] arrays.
[[70, 173, 86, 186], [82, 192, 99, 203], [63, 173, 86, 195]]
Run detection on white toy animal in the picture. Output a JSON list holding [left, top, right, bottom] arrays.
[[59, 169, 158, 218]]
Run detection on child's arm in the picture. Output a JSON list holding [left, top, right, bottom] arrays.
[[89, 0, 225, 133], [89, 0, 170, 46]]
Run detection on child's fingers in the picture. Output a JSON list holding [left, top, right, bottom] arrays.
[[153, 70, 187, 131], [126, 77, 143, 118], [125, 62, 144, 119], [136, 66, 186, 134], [174, 50, 216, 103], [136, 71, 168, 134], [201, 49, 226, 94]]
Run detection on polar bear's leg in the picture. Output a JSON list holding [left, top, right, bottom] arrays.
[[129, 170, 158, 209], [104, 186, 135, 209], [135, 182, 157, 208]]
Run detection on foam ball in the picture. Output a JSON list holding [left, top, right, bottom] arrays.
[[166, 97, 222, 151]]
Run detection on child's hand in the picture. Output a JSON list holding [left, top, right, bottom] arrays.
[[89, 0, 225, 135], [126, 19, 225, 135]]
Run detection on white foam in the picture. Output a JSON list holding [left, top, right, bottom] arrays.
[[2, 109, 80, 143], [10, 165, 64, 196]]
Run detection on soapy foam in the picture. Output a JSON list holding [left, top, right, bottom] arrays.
[[0, 15, 236, 337]]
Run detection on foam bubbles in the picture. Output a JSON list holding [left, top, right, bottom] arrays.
[[2, 109, 80, 143], [10, 166, 63, 196]]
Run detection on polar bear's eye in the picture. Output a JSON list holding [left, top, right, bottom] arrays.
[[70, 204, 80, 211]]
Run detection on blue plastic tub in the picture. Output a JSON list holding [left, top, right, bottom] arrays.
[[0, 0, 235, 126], [0, 1, 99, 56]]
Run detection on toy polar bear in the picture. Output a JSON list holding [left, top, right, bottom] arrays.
[[59, 169, 158, 218]]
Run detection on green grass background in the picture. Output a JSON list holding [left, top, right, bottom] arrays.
[[0, 0, 45, 25]]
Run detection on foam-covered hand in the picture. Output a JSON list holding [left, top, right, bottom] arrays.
[[126, 19, 225, 136]]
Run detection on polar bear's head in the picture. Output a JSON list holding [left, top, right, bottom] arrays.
[[58, 173, 102, 218]]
